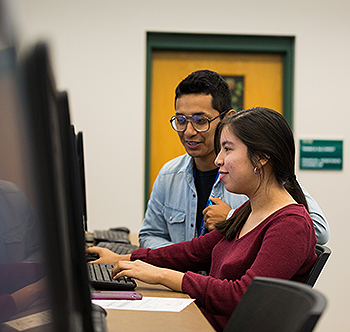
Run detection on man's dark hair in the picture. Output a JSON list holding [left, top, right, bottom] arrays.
[[175, 70, 232, 117]]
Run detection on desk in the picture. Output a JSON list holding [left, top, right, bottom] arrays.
[[106, 233, 215, 331], [2, 282, 215, 332], [105, 281, 215, 332]]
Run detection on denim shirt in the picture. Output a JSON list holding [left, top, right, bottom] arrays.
[[139, 154, 330, 249]]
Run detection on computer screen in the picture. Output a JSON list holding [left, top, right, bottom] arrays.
[[0, 41, 104, 332], [19, 42, 103, 332], [76, 131, 88, 231], [0, 45, 55, 331], [56, 90, 95, 330]]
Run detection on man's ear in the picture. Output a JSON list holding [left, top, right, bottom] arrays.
[[224, 109, 236, 118]]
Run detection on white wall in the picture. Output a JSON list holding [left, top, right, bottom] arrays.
[[8, 0, 350, 330]]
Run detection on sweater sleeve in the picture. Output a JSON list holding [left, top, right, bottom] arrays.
[[0, 294, 17, 324], [131, 230, 224, 272], [182, 211, 317, 317]]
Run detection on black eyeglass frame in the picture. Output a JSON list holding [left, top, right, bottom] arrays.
[[170, 112, 225, 133]]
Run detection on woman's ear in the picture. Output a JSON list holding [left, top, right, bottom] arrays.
[[224, 109, 236, 118], [258, 155, 270, 167]]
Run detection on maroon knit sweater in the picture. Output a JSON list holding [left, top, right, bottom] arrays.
[[132, 204, 317, 331]]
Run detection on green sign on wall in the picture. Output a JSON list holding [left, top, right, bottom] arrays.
[[299, 140, 343, 170]]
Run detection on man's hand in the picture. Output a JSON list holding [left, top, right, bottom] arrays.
[[202, 197, 231, 231]]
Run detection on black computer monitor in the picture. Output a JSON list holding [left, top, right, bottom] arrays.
[[0, 41, 104, 332], [55, 90, 96, 330], [21, 42, 81, 332], [21, 42, 106, 332], [0, 45, 55, 330], [76, 131, 88, 231]]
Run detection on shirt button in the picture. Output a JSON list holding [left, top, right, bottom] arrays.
[[170, 216, 173, 221], [191, 224, 194, 228], [193, 194, 195, 198]]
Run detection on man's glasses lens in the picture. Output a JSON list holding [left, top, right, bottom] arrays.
[[171, 115, 210, 132]]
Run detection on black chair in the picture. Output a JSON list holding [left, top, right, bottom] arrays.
[[305, 244, 331, 286], [223, 277, 327, 332]]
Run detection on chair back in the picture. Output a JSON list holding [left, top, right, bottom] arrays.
[[223, 277, 327, 332], [305, 244, 331, 286]]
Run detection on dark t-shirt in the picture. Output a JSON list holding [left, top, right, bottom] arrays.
[[194, 167, 219, 233]]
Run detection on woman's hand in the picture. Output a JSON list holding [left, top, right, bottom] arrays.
[[112, 260, 184, 292], [85, 246, 130, 264]]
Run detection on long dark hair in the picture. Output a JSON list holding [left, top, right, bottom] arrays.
[[215, 107, 309, 241]]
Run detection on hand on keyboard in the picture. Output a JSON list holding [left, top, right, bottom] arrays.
[[88, 263, 136, 291], [86, 246, 131, 265], [110, 260, 183, 293]]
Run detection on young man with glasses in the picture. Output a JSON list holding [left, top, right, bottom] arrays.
[[138, 70, 329, 249]]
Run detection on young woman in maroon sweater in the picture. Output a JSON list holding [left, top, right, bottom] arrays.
[[87, 107, 317, 332]]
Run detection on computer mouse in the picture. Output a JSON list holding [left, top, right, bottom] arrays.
[[109, 226, 130, 233]]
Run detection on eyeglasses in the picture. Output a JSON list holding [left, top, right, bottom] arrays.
[[170, 113, 221, 132]]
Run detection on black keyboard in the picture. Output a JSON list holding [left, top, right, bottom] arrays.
[[93, 230, 130, 244], [88, 263, 136, 291], [97, 242, 138, 254]]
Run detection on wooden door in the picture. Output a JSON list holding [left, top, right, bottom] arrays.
[[148, 50, 283, 196]]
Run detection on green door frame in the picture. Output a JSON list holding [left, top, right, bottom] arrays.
[[145, 32, 295, 208]]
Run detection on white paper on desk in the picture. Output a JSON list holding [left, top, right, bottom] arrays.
[[92, 296, 195, 312], [3, 310, 52, 331]]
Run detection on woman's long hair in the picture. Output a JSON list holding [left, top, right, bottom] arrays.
[[215, 107, 308, 241]]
